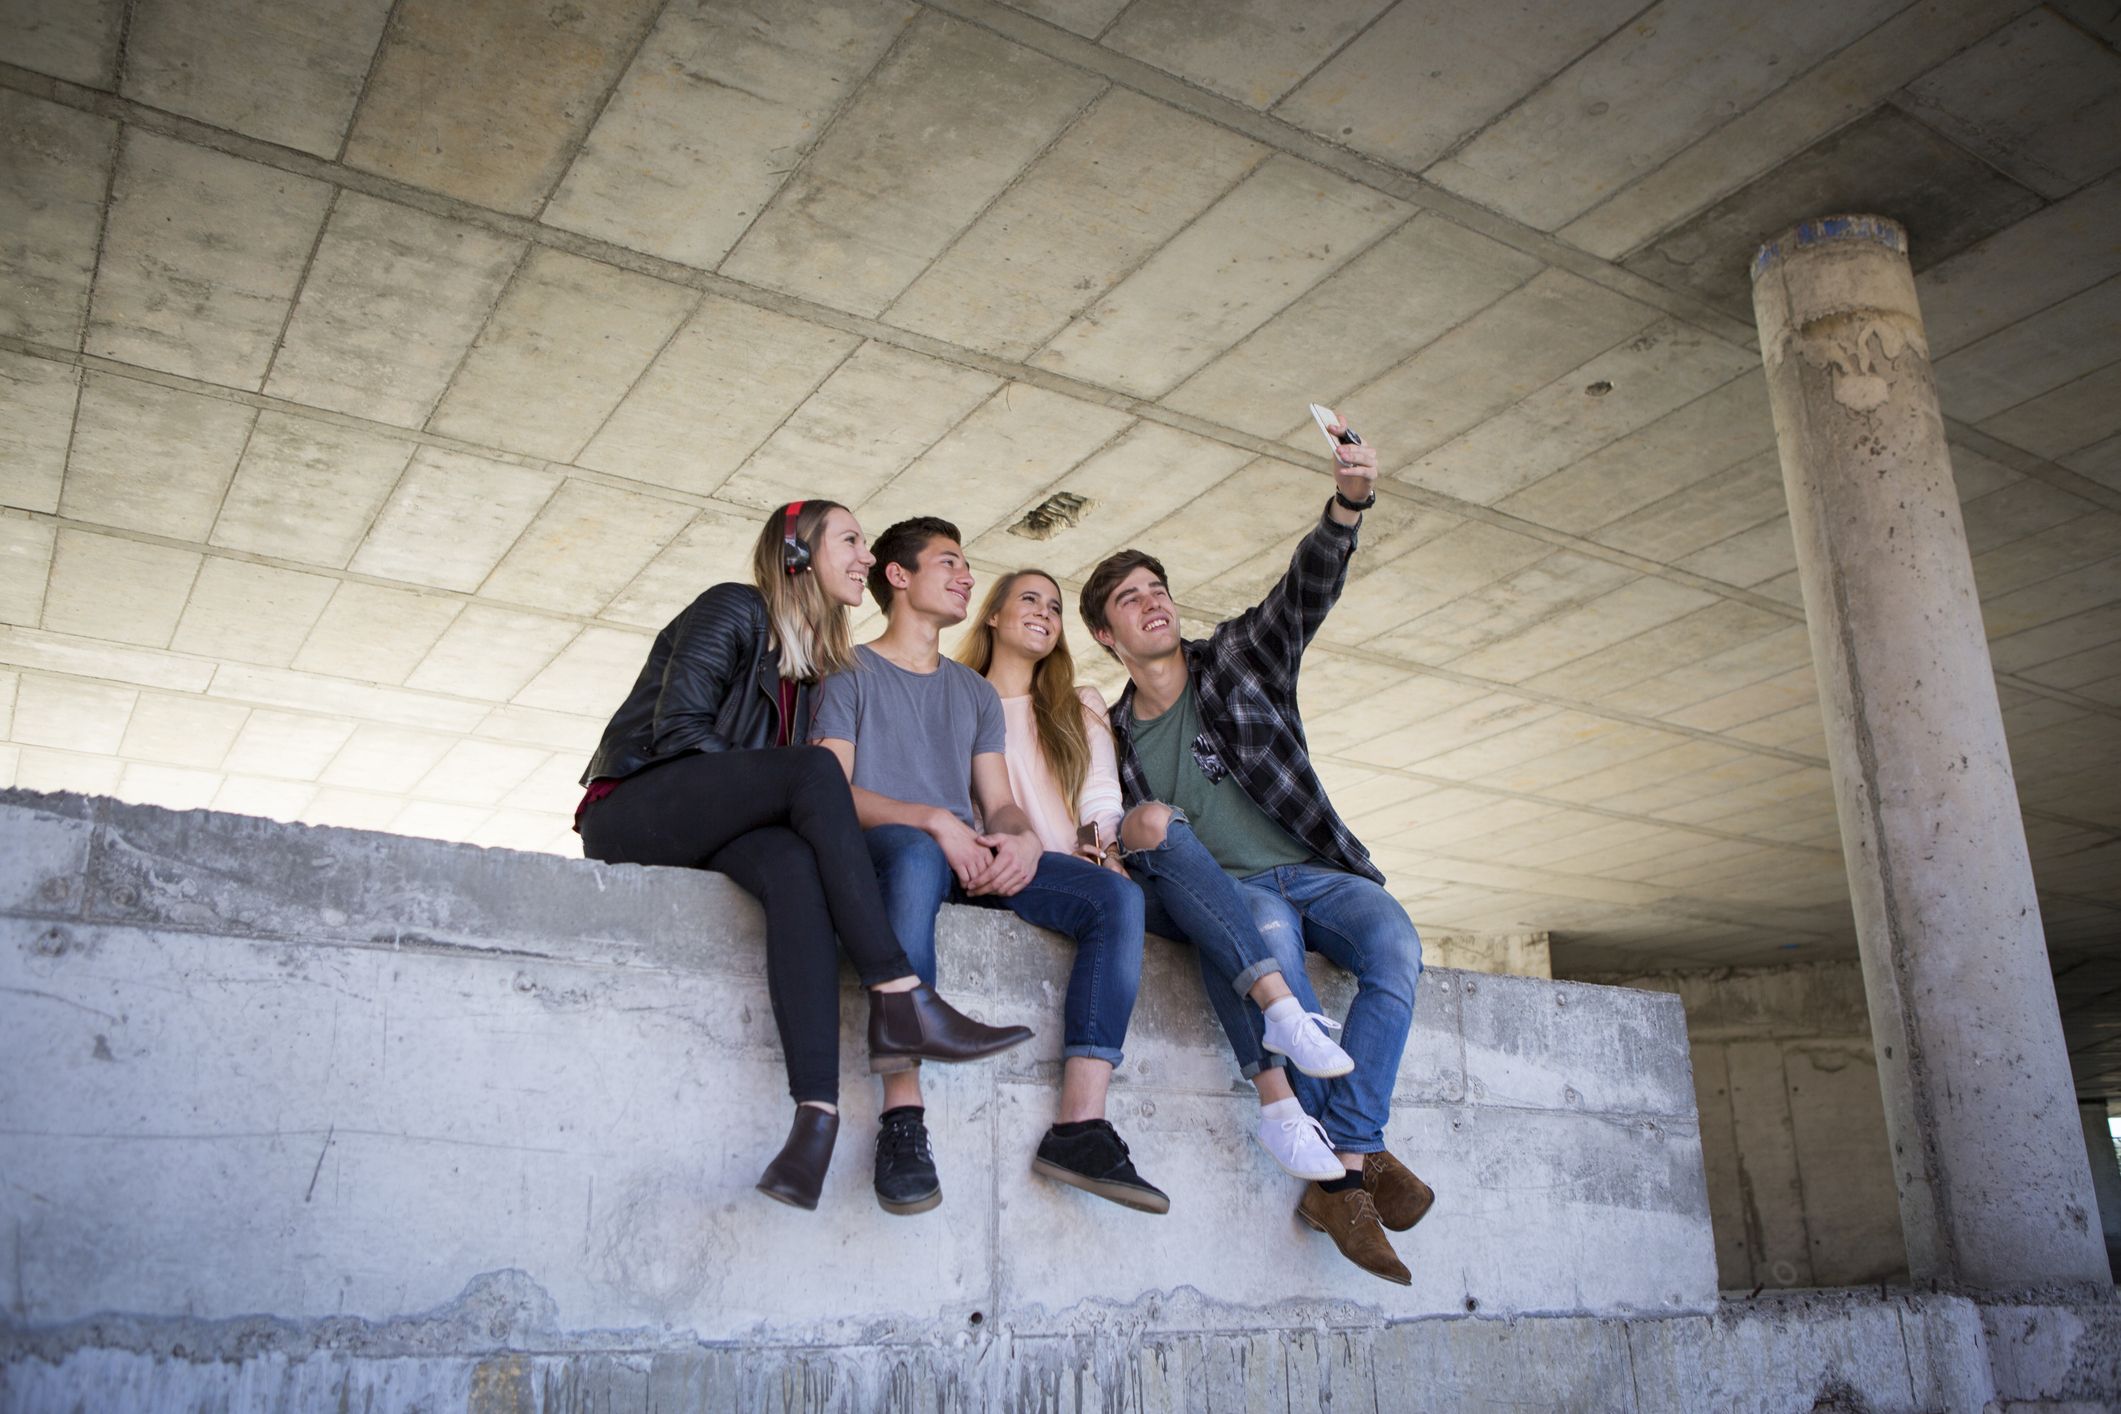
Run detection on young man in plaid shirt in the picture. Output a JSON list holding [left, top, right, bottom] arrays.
[[1080, 422, 1432, 1284]]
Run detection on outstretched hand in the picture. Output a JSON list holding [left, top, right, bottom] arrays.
[[1329, 420, 1377, 505]]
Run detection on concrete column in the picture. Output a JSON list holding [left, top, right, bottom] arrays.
[[2082, 1100, 2121, 1281], [1750, 215, 2108, 1288]]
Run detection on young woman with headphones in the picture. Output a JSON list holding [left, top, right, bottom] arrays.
[[578, 500, 1031, 1211]]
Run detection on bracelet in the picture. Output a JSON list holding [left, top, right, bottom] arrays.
[[1333, 488, 1376, 512]]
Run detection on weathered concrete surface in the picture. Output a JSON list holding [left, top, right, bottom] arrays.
[[1753, 215, 2109, 1290], [0, 788, 1714, 1344]]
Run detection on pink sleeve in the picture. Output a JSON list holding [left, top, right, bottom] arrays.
[[1076, 686, 1125, 844]]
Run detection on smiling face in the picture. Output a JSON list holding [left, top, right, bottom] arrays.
[[808, 505, 874, 608], [989, 573, 1065, 663], [889, 534, 975, 626], [1093, 565, 1179, 663]]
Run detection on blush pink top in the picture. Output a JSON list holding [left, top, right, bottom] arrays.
[[998, 685, 1125, 855]]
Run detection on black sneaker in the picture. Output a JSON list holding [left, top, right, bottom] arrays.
[[1032, 1119, 1169, 1214], [874, 1108, 941, 1215]]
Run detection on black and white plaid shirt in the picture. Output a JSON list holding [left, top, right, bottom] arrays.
[[1109, 499, 1383, 885]]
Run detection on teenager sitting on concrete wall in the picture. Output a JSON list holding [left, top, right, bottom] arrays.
[[576, 499, 1031, 1213], [1080, 421, 1434, 1286], [955, 569, 1356, 1192], [814, 518, 1165, 1217]]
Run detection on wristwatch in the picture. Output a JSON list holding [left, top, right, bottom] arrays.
[[1334, 488, 1376, 512]]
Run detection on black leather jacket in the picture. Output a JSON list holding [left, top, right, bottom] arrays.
[[580, 582, 814, 785]]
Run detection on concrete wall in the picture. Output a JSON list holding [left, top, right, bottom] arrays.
[[1584, 962, 1907, 1292], [0, 789, 1713, 1347]]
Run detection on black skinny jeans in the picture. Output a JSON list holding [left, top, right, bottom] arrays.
[[578, 746, 915, 1105]]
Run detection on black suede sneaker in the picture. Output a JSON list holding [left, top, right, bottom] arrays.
[[874, 1108, 941, 1215], [1032, 1119, 1169, 1214]]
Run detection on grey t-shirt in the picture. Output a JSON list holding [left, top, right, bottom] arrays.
[[812, 645, 1007, 828]]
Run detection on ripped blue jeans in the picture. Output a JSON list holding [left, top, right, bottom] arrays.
[[1128, 818, 1420, 1154]]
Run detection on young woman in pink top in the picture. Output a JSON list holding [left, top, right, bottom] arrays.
[[957, 570, 1356, 1184]]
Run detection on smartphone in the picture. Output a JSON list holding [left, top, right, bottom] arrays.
[[1308, 403, 1362, 461]]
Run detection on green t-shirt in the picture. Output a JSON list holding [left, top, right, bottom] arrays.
[[1130, 682, 1317, 880]]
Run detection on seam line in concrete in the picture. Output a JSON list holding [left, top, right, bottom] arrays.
[[529, 0, 673, 223], [334, 0, 402, 165], [257, 184, 341, 396], [565, 286, 709, 466], [419, 240, 538, 435], [1946, 415, 2121, 516]]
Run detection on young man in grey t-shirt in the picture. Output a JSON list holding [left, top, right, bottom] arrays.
[[814, 516, 1163, 1219]]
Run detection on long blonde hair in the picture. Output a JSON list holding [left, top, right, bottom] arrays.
[[749, 500, 856, 682], [956, 570, 1091, 816]]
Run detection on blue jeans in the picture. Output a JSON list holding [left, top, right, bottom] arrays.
[[1136, 846, 1420, 1155], [865, 824, 1143, 1065]]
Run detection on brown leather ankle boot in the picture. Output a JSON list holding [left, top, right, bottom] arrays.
[[868, 984, 1032, 1072], [757, 1106, 838, 1211]]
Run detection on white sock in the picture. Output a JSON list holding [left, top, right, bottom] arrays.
[[1260, 1096, 1303, 1123], [1263, 996, 1302, 1025]]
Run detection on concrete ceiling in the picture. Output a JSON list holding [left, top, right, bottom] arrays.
[[1, 0, 2117, 1080]]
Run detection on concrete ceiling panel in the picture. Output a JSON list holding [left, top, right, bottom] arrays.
[[1601, 623, 1815, 720], [220, 710, 358, 782], [1428, 0, 1907, 231], [600, 506, 761, 629], [60, 375, 255, 542], [1414, 709, 1629, 785], [1366, 551, 1636, 666], [211, 776, 319, 822], [1557, 0, 2017, 261], [86, 130, 335, 388], [577, 295, 861, 496], [122, 0, 395, 157], [1496, 371, 1773, 535], [211, 663, 489, 732], [1961, 480, 2097, 558], [1622, 105, 2045, 315], [1479, 722, 1696, 798], [413, 738, 550, 806], [301, 786, 409, 831], [292, 582, 464, 685], [426, 248, 698, 461], [1672, 515, 1798, 590], [1978, 358, 2121, 458], [1198, 494, 1459, 622], [1324, 520, 1555, 645], [1031, 154, 1411, 398], [2061, 431, 2121, 496], [1138, 457, 1342, 586], [1663, 663, 1820, 734], [514, 626, 654, 717], [1521, 600, 1791, 704], [318, 723, 456, 793], [117, 693, 250, 769], [209, 413, 415, 569], [1449, 577, 1720, 684], [716, 341, 1001, 509], [503, 750, 598, 812], [997, 0, 1132, 39], [1163, 213, 1544, 441], [168, 558, 338, 667], [340, 0, 666, 215], [0, 92, 116, 348], [480, 480, 697, 616], [1274, 0, 1640, 174], [0, 519, 55, 629], [1400, 319, 1761, 505], [1975, 537, 2121, 628], [1539, 740, 1749, 809], [391, 800, 496, 841], [475, 703, 603, 753], [13, 748, 119, 795], [856, 383, 1133, 544], [267, 195, 526, 427], [1898, 7, 2121, 199], [885, 89, 1268, 361], [345, 447, 561, 592], [2016, 637, 2121, 693], [1591, 451, 1788, 562], [1366, 690, 1559, 771], [544, 0, 916, 267], [0, 0, 124, 87], [402, 604, 581, 701], [11, 674, 136, 754], [1102, 0, 1394, 109], [0, 350, 78, 515], [39, 529, 200, 648], [962, 421, 1254, 578], [0, 623, 213, 695], [117, 761, 221, 810], [720, 13, 1105, 316], [1349, 268, 1656, 466], [1918, 173, 2121, 356]]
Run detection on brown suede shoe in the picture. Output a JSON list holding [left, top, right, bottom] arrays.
[[1362, 1149, 1435, 1232], [1297, 1183, 1411, 1286], [867, 984, 1033, 1073]]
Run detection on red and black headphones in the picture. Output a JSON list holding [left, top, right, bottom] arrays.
[[780, 500, 810, 575]]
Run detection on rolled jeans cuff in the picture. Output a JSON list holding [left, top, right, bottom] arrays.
[[1063, 1043, 1124, 1066], [1231, 955, 1280, 998], [1238, 1054, 1288, 1081]]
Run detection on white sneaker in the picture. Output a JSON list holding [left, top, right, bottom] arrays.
[[1257, 1106, 1344, 1182], [1262, 1006, 1354, 1078]]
